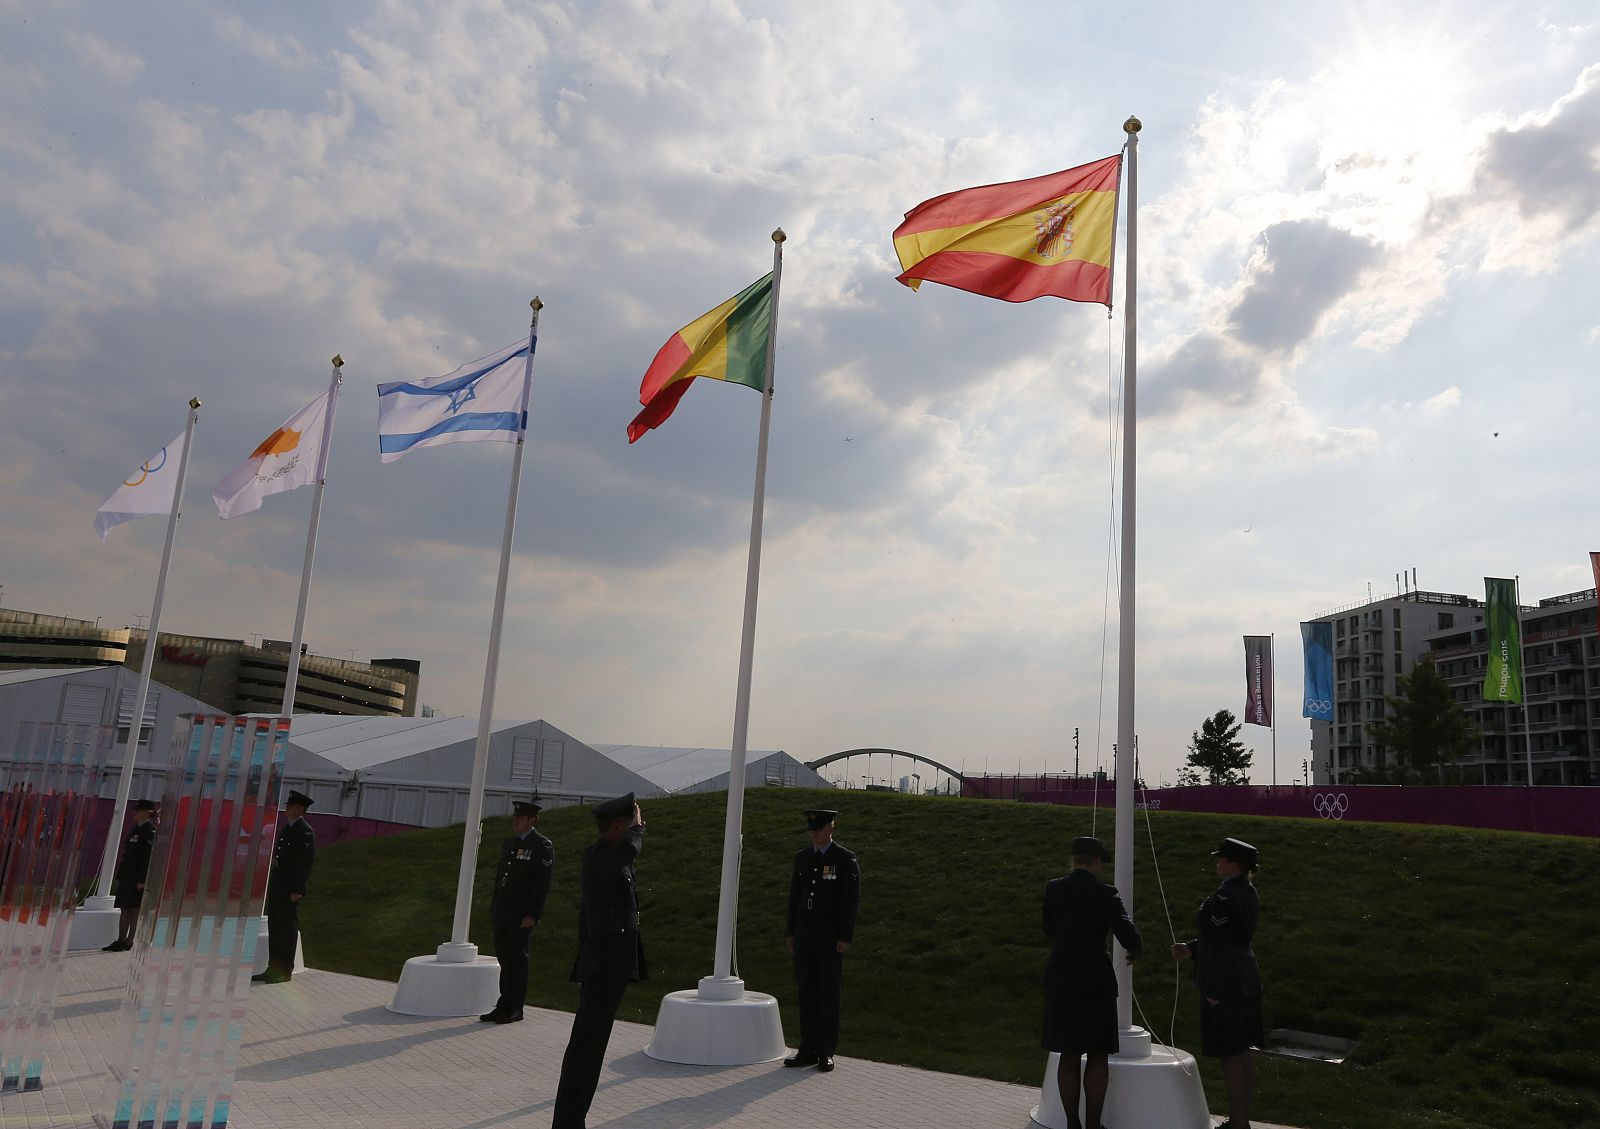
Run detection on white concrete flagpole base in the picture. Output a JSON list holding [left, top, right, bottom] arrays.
[[644, 975, 786, 1065], [68, 896, 120, 951], [1031, 1027, 1211, 1129], [387, 941, 500, 1016]]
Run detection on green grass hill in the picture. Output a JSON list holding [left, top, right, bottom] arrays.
[[302, 788, 1600, 1129]]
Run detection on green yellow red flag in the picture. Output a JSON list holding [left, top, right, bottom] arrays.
[[893, 154, 1122, 305], [628, 273, 773, 443]]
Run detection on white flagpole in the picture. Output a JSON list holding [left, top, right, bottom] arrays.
[[709, 230, 785, 988], [1112, 117, 1139, 1035], [280, 356, 345, 717], [444, 299, 541, 954], [89, 397, 202, 905], [1271, 632, 1278, 790]]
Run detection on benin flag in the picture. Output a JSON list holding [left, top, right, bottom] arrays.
[[893, 154, 1122, 305], [628, 273, 773, 443]]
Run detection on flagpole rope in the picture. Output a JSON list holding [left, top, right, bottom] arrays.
[[1092, 308, 1127, 837]]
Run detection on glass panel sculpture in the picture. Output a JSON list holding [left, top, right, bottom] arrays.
[[0, 722, 114, 1091], [100, 715, 287, 1129]]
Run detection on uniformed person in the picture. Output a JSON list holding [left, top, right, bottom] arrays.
[[103, 798, 159, 952], [255, 790, 316, 985], [551, 792, 646, 1129], [1172, 837, 1264, 1129], [783, 808, 860, 1073], [481, 798, 554, 1024], [1042, 835, 1141, 1129]]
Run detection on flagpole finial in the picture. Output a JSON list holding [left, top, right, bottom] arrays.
[[771, 228, 786, 243], [530, 296, 544, 311], [1124, 115, 1142, 134], [331, 354, 344, 369], [188, 397, 202, 410]]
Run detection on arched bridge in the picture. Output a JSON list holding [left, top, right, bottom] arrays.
[[804, 748, 965, 784]]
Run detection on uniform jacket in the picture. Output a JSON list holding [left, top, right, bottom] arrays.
[[1184, 874, 1263, 999], [491, 828, 554, 924], [114, 820, 156, 903], [786, 840, 860, 948], [268, 817, 316, 902], [569, 825, 647, 983], [1042, 868, 1142, 998]]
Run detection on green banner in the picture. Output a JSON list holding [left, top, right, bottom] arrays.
[[1483, 577, 1523, 703]]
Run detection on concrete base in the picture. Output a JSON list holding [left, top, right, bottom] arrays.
[[387, 942, 500, 1017], [644, 976, 787, 1066], [1031, 1028, 1210, 1129], [67, 900, 120, 952]]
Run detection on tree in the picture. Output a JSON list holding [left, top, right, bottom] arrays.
[[1368, 657, 1475, 782], [1183, 709, 1252, 785]]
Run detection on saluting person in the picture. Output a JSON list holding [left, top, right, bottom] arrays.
[[784, 808, 860, 1073], [1172, 837, 1265, 1129], [1042, 835, 1142, 1129], [551, 793, 646, 1129], [103, 798, 159, 952], [481, 798, 554, 1024], [256, 789, 316, 985]]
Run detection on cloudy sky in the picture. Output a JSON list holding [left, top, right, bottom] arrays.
[[3, 1, 1598, 788]]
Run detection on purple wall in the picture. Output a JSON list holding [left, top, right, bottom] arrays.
[[79, 801, 423, 889], [963, 776, 1600, 839]]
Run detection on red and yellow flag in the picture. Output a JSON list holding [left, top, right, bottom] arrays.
[[893, 154, 1122, 305], [628, 273, 773, 443]]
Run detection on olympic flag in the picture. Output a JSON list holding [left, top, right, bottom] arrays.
[[1300, 621, 1334, 720], [94, 430, 189, 541]]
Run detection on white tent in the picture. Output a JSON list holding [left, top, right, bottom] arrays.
[[284, 715, 663, 827], [592, 744, 830, 795], [0, 666, 217, 799]]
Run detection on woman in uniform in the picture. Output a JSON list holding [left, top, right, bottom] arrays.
[[1172, 836, 1263, 1129]]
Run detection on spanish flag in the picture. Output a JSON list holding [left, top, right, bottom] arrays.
[[628, 273, 773, 443], [893, 154, 1122, 305]]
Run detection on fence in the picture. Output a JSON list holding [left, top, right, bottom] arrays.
[[962, 776, 1600, 839]]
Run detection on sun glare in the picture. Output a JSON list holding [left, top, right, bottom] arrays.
[[1307, 39, 1477, 240]]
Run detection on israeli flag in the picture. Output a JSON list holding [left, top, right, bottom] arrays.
[[376, 337, 534, 463]]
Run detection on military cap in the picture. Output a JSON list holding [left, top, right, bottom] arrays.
[[591, 792, 635, 822], [511, 799, 543, 817], [285, 789, 315, 809], [803, 808, 838, 831], [1211, 837, 1259, 868], [1071, 835, 1111, 861], [134, 798, 159, 812]]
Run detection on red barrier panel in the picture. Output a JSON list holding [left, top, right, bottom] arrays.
[[964, 776, 1600, 838]]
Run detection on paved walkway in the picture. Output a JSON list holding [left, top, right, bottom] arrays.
[[6, 953, 1290, 1128]]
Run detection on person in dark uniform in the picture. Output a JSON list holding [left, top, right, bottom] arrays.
[[783, 807, 860, 1073], [103, 798, 159, 952], [481, 798, 554, 1024], [1042, 835, 1141, 1129], [255, 790, 316, 985], [551, 793, 646, 1129], [1172, 837, 1264, 1129]]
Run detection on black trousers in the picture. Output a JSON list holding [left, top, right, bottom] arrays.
[[793, 945, 844, 1056], [551, 972, 630, 1129], [265, 893, 299, 976], [492, 915, 533, 1014]]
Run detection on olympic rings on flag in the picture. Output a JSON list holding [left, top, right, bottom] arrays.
[[1304, 698, 1332, 714], [1312, 792, 1349, 819], [123, 446, 168, 488]]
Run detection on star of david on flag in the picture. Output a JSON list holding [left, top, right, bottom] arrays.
[[376, 338, 534, 463]]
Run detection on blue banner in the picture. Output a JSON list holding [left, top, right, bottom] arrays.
[[1301, 621, 1334, 720]]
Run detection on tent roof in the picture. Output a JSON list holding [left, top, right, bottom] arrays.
[[591, 744, 784, 793], [0, 666, 104, 686], [286, 714, 537, 771]]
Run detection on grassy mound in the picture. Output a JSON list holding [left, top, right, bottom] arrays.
[[302, 787, 1600, 1129]]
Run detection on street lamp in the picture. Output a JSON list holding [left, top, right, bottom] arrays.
[[912, 772, 921, 794]]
